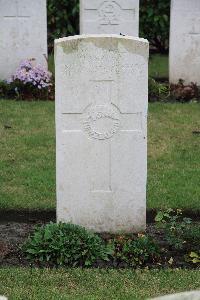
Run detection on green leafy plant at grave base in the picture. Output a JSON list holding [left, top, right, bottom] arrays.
[[155, 209, 192, 250], [183, 225, 200, 247], [185, 252, 200, 264], [0, 80, 15, 98], [148, 78, 169, 102], [112, 234, 160, 267], [23, 222, 113, 267]]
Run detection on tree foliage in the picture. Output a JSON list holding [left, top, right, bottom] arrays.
[[47, 0, 79, 52], [139, 0, 170, 53], [47, 0, 170, 53]]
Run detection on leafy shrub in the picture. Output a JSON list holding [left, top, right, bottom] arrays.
[[112, 234, 159, 267], [23, 222, 112, 267], [149, 78, 200, 103], [140, 0, 170, 53], [0, 80, 15, 98], [149, 78, 169, 102], [7, 59, 54, 100], [47, 0, 170, 53], [170, 80, 200, 102], [185, 252, 200, 264], [183, 224, 200, 247], [155, 209, 192, 250], [47, 0, 79, 52]]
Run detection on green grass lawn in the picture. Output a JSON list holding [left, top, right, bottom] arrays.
[[0, 100, 55, 209], [0, 100, 199, 210], [149, 54, 169, 79], [48, 53, 55, 76], [0, 268, 200, 300], [148, 103, 200, 209]]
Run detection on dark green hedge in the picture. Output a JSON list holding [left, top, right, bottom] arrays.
[[47, 0, 79, 52], [47, 0, 170, 53], [140, 0, 170, 53]]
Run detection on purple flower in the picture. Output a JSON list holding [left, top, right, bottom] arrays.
[[9, 59, 52, 90]]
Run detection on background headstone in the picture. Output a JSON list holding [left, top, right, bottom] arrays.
[[80, 0, 139, 36], [55, 35, 148, 233], [150, 290, 200, 300], [0, 0, 47, 80], [169, 0, 200, 84]]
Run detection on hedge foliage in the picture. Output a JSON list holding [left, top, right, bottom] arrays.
[[47, 0, 79, 52], [47, 0, 170, 53], [140, 0, 170, 53]]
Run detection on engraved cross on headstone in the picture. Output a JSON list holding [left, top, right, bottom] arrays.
[[188, 17, 200, 35], [3, 0, 30, 21], [2, 0, 31, 49], [62, 79, 143, 194], [83, 0, 136, 33]]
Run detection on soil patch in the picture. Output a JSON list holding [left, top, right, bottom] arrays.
[[0, 223, 39, 267], [0, 209, 200, 224], [0, 222, 199, 269]]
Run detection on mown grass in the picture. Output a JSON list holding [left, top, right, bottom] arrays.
[[48, 53, 55, 76], [0, 100, 55, 209], [0, 100, 199, 209], [149, 54, 169, 79], [148, 103, 200, 209], [0, 268, 200, 300]]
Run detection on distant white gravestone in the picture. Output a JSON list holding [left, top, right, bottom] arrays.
[[169, 0, 200, 84], [80, 0, 139, 36], [0, 0, 47, 80], [55, 35, 149, 233], [150, 290, 200, 300]]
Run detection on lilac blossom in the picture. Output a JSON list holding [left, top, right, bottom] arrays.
[[9, 59, 52, 90]]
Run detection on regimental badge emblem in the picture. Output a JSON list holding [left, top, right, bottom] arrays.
[[83, 103, 121, 140], [98, 1, 121, 25]]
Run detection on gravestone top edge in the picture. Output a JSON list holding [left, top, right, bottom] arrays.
[[54, 34, 149, 45], [54, 35, 149, 58]]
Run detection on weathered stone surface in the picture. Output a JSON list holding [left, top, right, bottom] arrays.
[[80, 0, 139, 36], [169, 0, 200, 84], [150, 290, 200, 300], [55, 35, 149, 233], [0, 0, 47, 80]]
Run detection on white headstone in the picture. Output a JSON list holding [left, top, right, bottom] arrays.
[[80, 0, 139, 36], [169, 0, 200, 84], [55, 35, 148, 233], [0, 0, 47, 80], [150, 290, 200, 300]]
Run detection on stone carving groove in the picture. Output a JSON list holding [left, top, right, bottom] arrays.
[[83, 104, 120, 140], [98, 1, 121, 25]]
